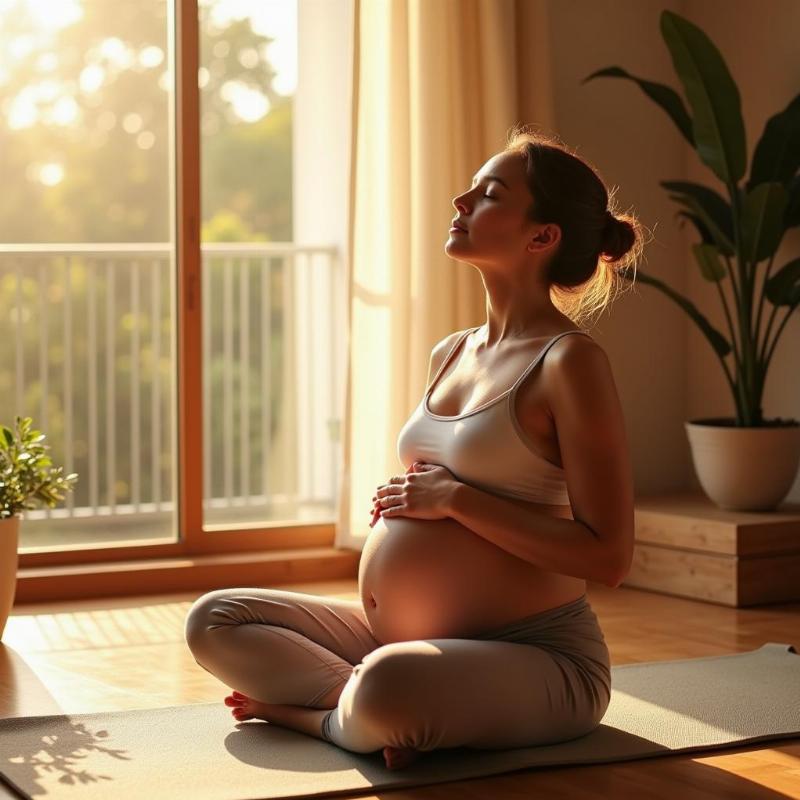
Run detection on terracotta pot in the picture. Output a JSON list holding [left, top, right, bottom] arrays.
[[685, 418, 800, 511], [0, 514, 20, 642]]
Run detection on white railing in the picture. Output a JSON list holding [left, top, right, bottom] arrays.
[[0, 242, 343, 547]]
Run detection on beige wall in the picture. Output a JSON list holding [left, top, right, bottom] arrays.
[[518, 0, 799, 502]]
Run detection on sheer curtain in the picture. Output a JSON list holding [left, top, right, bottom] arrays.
[[335, 0, 554, 550]]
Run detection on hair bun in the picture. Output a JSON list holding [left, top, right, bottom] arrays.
[[601, 211, 635, 263]]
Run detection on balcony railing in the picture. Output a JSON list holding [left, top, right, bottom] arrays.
[[0, 242, 344, 549]]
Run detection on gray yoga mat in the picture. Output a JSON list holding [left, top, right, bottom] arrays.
[[0, 642, 798, 800]]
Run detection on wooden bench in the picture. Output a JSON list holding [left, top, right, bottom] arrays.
[[624, 491, 800, 607]]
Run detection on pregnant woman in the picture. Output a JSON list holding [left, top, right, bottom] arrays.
[[184, 126, 639, 771]]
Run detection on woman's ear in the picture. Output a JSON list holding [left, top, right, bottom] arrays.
[[528, 222, 560, 251]]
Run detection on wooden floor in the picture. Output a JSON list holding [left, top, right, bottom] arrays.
[[2, 580, 799, 799]]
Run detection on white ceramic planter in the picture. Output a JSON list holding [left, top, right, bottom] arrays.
[[0, 514, 20, 642], [685, 419, 800, 511]]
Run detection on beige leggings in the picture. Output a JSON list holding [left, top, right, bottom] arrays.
[[184, 587, 611, 754]]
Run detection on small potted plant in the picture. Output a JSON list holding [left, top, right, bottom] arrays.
[[1, 415, 78, 640], [584, 9, 800, 511]]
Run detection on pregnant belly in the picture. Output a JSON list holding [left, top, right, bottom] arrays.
[[359, 513, 550, 644]]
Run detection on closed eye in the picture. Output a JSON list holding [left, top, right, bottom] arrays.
[[483, 193, 498, 200]]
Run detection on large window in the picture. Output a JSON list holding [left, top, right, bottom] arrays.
[[2, 0, 348, 561], [1, 0, 179, 549]]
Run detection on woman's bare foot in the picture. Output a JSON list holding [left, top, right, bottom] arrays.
[[223, 690, 333, 741], [224, 689, 274, 721], [224, 689, 423, 766], [382, 745, 423, 770]]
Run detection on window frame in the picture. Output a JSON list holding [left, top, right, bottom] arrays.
[[17, 0, 340, 577]]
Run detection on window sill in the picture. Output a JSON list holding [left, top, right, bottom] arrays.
[[14, 546, 360, 604]]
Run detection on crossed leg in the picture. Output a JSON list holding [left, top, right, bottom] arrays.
[[184, 587, 608, 763], [183, 587, 424, 767], [321, 636, 608, 754]]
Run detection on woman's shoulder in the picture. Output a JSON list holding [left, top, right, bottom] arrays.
[[435, 326, 475, 354], [425, 328, 474, 384], [542, 330, 610, 390], [544, 328, 602, 362]]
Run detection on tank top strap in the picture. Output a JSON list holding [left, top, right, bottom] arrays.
[[425, 326, 480, 398], [507, 330, 593, 398]]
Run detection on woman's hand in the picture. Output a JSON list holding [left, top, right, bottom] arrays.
[[369, 464, 415, 527], [371, 461, 460, 524], [369, 463, 417, 527]]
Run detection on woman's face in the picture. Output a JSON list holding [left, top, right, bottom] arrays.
[[446, 150, 559, 268]]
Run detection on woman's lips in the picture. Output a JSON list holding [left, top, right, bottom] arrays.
[[449, 226, 467, 233]]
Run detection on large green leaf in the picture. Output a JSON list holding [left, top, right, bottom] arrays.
[[784, 174, 800, 229], [581, 66, 694, 146], [664, 186, 735, 256], [668, 195, 735, 255], [740, 182, 789, 263], [676, 210, 713, 244], [692, 243, 727, 282], [661, 180, 734, 253], [764, 257, 800, 307], [618, 266, 731, 356], [747, 93, 800, 191], [660, 10, 746, 184]]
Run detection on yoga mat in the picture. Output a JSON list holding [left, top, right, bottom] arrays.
[[0, 642, 798, 799]]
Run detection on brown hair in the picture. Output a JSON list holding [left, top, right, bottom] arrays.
[[504, 124, 646, 328]]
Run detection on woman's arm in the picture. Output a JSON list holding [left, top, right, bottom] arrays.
[[447, 334, 634, 588], [541, 335, 635, 585], [446, 483, 620, 586]]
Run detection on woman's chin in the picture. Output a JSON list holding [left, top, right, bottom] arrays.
[[444, 240, 477, 263]]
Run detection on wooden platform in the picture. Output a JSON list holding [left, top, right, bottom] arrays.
[[2, 579, 799, 798], [625, 490, 800, 607]]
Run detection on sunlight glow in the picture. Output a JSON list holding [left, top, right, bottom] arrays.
[[136, 130, 156, 150], [202, 0, 297, 96], [1, 0, 295, 132], [237, 47, 259, 69], [220, 79, 270, 122], [0, 0, 83, 31], [99, 37, 129, 65], [9, 35, 35, 62], [6, 78, 78, 128], [38, 163, 64, 186], [138, 45, 164, 69], [122, 112, 143, 134], [79, 64, 105, 93], [7, 86, 38, 128], [35, 52, 58, 72], [48, 95, 79, 125]]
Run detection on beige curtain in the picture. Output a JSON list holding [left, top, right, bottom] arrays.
[[334, 0, 555, 550]]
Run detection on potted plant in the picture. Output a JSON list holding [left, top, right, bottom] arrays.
[[583, 9, 800, 511], [1, 415, 78, 640]]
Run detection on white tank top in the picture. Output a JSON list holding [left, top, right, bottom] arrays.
[[396, 326, 593, 505]]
